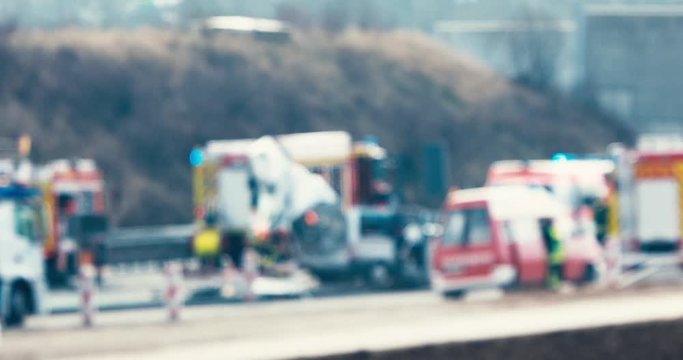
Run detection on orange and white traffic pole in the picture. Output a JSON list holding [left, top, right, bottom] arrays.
[[604, 237, 620, 289], [243, 249, 259, 302], [79, 265, 96, 327], [220, 259, 239, 298], [164, 262, 183, 322]]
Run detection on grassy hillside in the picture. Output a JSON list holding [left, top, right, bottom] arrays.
[[0, 28, 631, 226]]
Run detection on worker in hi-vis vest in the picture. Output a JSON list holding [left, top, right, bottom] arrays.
[[194, 212, 221, 269], [541, 218, 564, 290]]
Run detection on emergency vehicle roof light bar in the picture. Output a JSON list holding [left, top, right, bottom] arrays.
[[0, 184, 39, 199], [75, 159, 97, 172], [551, 152, 611, 161], [189, 148, 204, 167]]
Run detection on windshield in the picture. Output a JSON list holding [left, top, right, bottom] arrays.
[[360, 212, 400, 238], [356, 156, 390, 205], [442, 207, 491, 247]]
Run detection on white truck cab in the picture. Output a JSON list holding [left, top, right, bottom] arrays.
[[0, 186, 46, 327]]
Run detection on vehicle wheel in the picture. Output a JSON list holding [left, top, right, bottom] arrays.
[[501, 270, 519, 293], [581, 264, 598, 284], [367, 263, 394, 289], [5, 286, 28, 327], [443, 290, 466, 300]]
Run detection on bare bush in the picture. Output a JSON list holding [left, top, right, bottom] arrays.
[[0, 29, 631, 224]]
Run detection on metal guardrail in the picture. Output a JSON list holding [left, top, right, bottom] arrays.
[[0, 137, 17, 157], [99, 224, 196, 265]]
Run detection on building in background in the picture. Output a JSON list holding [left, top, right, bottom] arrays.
[[585, 3, 683, 132], [433, 0, 683, 133], [431, 0, 579, 91], [433, 17, 578, 91]]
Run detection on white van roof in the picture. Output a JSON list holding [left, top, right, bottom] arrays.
[[489, 159, 614, 177], [447, 186, 569, 220]]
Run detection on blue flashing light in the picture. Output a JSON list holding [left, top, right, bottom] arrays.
[[551, 153, 573, 162], [189, 148, 204, 167], [363, 135, 378, 145], [0, 185, 39, 199]]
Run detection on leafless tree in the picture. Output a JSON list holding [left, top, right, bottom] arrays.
[[356, 0, 382, 30], [276, 3, 313, 30], [321, 1, 349, 34], [0, 22, 16, 87], [507, 6, 564, 90]]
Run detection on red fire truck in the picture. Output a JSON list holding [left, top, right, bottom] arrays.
[[630, 151, 683, 252], [39, 159, 108, 286]]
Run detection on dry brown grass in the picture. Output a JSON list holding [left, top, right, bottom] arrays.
[[0, 28, 632, 225]]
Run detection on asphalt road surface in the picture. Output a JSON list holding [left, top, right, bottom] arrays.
[[4, 284, 683, 360], [2, 253, 681, 360]]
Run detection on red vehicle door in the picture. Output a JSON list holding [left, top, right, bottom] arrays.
[[501, 218, 547, 284], [434, 202, 498, 282]]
